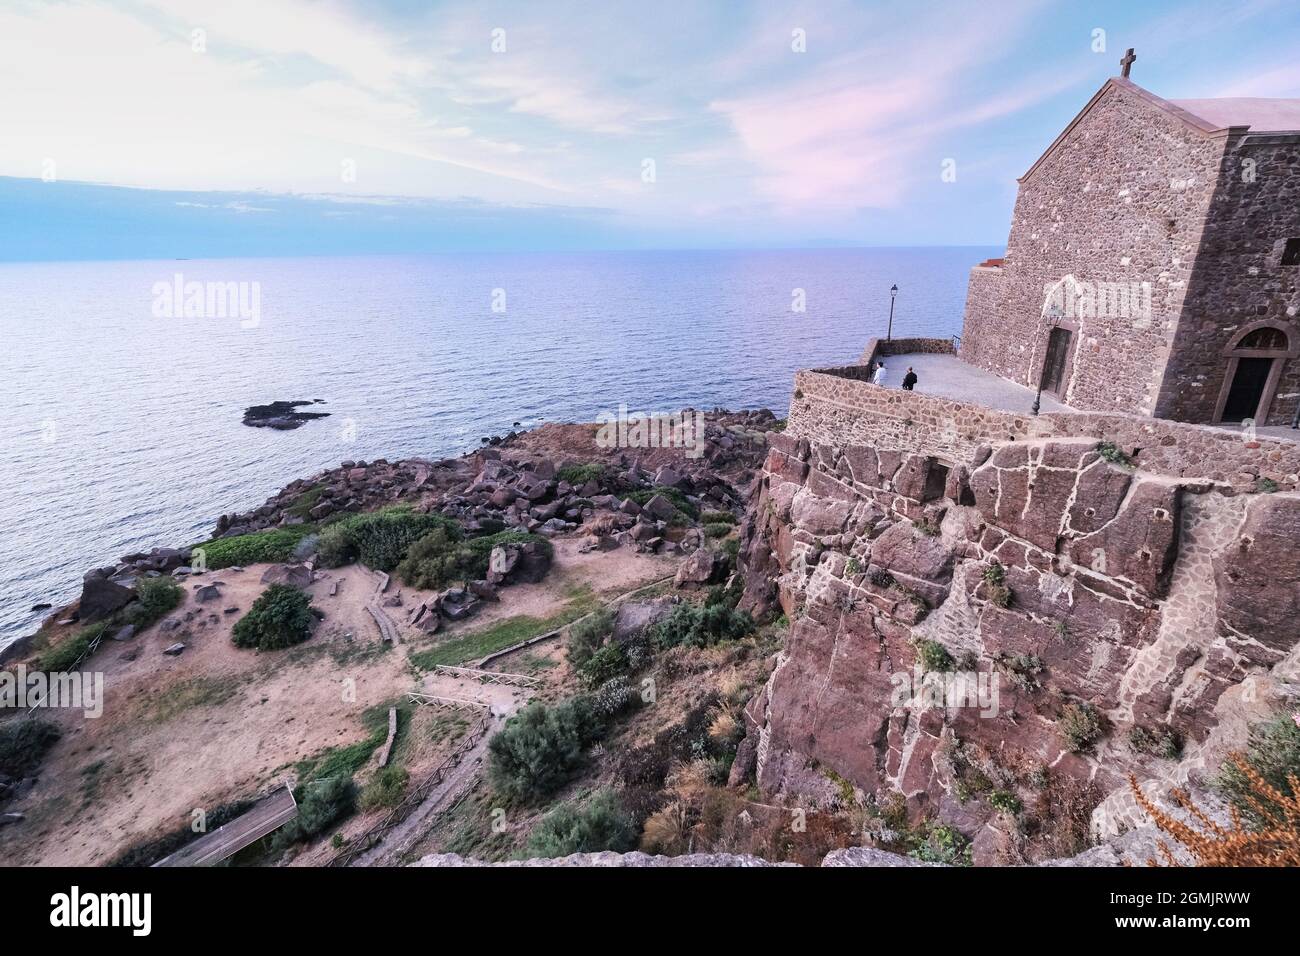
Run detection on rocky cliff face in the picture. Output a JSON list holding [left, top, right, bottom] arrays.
[[736, 431, 1299, 863]]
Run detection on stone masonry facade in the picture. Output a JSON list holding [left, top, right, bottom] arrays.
[[961, 78, 1300, 426]]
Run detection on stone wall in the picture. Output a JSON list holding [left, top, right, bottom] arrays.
[[1155, 133, 1300, 425], [790, 367, 1300, 490], [857, 336, 957, 368], [957, 266, 1006, 374]]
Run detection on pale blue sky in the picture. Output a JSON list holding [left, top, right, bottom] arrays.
[[2, 0, 1299, 259]]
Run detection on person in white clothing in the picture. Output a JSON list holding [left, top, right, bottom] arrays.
[[871, 362, 887, 386]]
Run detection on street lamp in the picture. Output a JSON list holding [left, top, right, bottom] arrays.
[[1031, 302, 1064, 416], [887, 284, 899, 341]]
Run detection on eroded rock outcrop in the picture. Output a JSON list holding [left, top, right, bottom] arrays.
[[736, 430, 1300, 864]]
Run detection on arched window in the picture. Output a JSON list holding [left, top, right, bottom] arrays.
[[1235, 327, 1289, 351]]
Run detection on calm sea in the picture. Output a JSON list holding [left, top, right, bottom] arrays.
[[0, 247, 993, 647]]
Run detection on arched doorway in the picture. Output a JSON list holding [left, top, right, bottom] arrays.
[[1214, 323, 1296, 424]]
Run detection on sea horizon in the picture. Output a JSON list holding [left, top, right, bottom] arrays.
[[0, 245, 995, 646]]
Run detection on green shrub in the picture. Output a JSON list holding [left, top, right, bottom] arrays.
[[652, 603, 754, 650], [1058, 702, 1105, 753], [700, 510, 736, 525], [317, 507, 459, 572], [38, 622, 108, 672], [915, 640, 954, 673], [193, 526, 317, 570], [988, 789, 1022, 814], [982, 561, 1006, 585], [703, 522, 733, 540], [558, 463, 607, 487], [1001, 653, 1043, 691], [1216, 712, 1300, 830], [0, 716, 61, 777], [908, 821, 972, 866], [1255, 477, 1279, 494], [487, 697, 604, 802], [580, 643, 629, 688], [566, 608, 614, 670], [524, 789, 639, 858], [590, 676, 640, 719], [397, 527, 548, 589], [232, 584, 316, 651], [1096, 441, 1133, 467], [1128, 724, 1183, 760], [273, 775, 356, 850], [627, 486, 698, 521], [123, 576, 183, 629], [359, 765, 409, 810]]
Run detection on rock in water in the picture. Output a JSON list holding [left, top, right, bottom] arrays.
[[242, 400, 330, 430]]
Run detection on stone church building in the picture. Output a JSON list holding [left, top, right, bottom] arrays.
[[961, 72, 1300, 427]]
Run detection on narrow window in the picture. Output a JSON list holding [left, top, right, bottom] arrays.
[[1282, 238, 1300, 266]]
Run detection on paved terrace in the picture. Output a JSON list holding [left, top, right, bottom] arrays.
[[857, 336, 1296, 443], [871, 352, 1066, 415]]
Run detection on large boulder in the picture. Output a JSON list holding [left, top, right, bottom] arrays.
[[675, 548, 728, 588], [612, 599, 675, 645], [486, 541, 552, 585], [78, 571, 135, 623], [260, 564, 314, 588]]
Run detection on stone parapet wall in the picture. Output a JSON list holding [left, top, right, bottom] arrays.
[[856, 336, 956, 367], [790, 368, 1300, 488]]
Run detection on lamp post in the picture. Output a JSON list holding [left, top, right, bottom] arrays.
[[887, 284, 898, 341], [1031, 302, 1064, 416]]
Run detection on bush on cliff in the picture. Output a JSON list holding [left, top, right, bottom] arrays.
[[194, 526, 317, 571], [272, 775, 356, 851], [557, 463, 607, 487], [652, 603, 754, 650], [359, 765, 409, 811], [396, 527, 548, 590], [123, 576, 183, 629], [316, 507, 456, 571], [0, 716, 61, 778], [38, 621, 108, 673], [1058, 702, 1106, 753], [232, 584, 316, 651], [566, 607, 614, 671], [1216, 712, 1300, 830], [627, 486, 698, 521], [524, 789, 639, 858], [487, 697, 604, 802]]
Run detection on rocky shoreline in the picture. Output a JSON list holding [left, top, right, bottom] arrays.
[[7, 409, 778, 661]]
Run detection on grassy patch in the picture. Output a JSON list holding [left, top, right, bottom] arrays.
[[193, 526, 318, 570], [37, 621, 108, 672], [409, 592, 600, 669], [627, 486, 698, 522], [141, 676, 240, 724], [287, 485, 326, 520], [558, 463, 607, 486], [295, 700, 408, 784]]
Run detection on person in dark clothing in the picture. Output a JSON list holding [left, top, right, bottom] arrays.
[[901, 367, 918, 391]]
